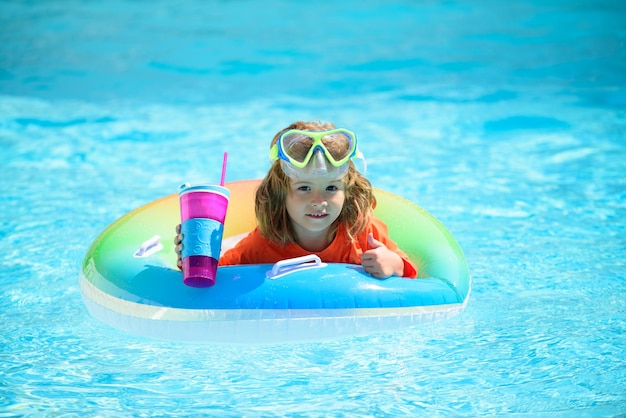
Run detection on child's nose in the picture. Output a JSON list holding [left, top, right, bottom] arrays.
[[311, 191, 326, 206]]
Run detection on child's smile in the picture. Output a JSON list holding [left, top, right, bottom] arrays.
[[306, 212, 329, 219]]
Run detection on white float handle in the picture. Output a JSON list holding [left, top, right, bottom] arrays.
[[267, 255, 327, 279], [133, 235, 163, 258]]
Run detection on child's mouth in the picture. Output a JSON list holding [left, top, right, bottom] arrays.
[[307, 213, 328, 218]]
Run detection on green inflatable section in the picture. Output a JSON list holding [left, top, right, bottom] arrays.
[[373, 189, 470, 299]]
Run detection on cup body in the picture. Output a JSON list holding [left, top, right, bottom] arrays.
[[179, 184, 230, 287]]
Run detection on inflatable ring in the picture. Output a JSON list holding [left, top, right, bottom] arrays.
[[80, 179, 470, 343]]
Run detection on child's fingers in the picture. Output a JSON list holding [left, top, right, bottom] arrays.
[[174, 224, 183, 246]]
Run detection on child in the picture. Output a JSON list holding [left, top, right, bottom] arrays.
[[176, 121, 417, 278]]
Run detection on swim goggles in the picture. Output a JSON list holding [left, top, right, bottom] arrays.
[[269, 128, 362, 169]]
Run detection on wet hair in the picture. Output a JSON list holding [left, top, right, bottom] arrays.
[[255, 121, 375, 245]]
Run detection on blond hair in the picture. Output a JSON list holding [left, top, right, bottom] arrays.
[[255, 121, 375, 245]]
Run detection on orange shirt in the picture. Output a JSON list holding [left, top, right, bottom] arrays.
[[219, 217, 418, 278]]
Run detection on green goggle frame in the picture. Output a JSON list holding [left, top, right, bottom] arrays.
[[269, 128, 359, 168]]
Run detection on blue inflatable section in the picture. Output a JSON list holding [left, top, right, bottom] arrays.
[[88, 260, 464, 311]]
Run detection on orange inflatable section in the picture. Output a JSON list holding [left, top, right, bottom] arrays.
[[221, 179, 260, 238]]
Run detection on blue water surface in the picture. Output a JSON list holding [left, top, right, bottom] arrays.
[[1, 0, 625, 416]]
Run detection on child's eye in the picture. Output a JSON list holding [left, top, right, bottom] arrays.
[[297, 185, 310, 192], [326, 185, 338, 192]]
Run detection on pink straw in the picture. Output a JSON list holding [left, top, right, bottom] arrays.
[[220, 152, 228, 186]]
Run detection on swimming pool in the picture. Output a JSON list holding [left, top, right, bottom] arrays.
[[1, 0, 625, 415]]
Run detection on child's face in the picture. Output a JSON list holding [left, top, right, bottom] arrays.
[[285, 173, 346, 239]]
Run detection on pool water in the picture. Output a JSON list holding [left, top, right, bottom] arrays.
[[1, 0, 625, 415]]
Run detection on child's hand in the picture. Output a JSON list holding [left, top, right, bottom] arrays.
[[174, 224, 183, 270], [361, 233, 404, 279]]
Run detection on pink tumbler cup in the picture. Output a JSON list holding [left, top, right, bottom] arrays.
[[179, 184, 230, 287]]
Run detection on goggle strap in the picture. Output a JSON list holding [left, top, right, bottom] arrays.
[[353, 149, 367, 175]]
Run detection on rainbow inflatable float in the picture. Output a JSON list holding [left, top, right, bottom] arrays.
[[80, 179, 470, 343]]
